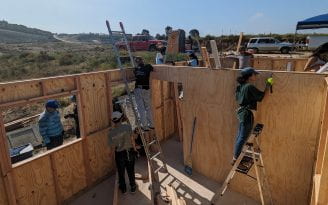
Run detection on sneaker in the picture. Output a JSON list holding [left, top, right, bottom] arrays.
[[130, 185, 137, 194]]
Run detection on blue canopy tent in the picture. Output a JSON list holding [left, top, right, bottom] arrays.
[[296, 13, 328, 30]]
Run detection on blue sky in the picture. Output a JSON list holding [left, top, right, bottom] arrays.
[[1, 0, 327, 36]]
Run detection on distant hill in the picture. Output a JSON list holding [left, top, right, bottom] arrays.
[[0, 20, 57, 43], [56, 33, 132, 44]]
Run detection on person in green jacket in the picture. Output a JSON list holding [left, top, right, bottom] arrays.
[[232, 67, 272, 165]]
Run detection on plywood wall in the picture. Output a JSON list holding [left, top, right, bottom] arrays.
[[0, 68, 176, 205], [152, 65, 327, 205]]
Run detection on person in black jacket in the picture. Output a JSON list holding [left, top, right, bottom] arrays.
[[133, 57, 154, 131]]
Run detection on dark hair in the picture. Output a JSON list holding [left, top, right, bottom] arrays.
[[189, 53, 199, 65], [236, 73, 252, 84]]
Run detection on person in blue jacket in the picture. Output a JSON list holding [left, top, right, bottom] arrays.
[[38, 100, 64, 150]]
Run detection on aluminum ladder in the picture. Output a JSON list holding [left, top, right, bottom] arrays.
[[105, 20, 168, 204], [210, 123, 273, 205]]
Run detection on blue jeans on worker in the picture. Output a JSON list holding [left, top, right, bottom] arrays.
[[234, 114, 254, 159]]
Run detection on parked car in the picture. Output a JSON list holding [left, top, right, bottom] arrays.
[[247, 37, 294, 54], [306, 35, 328, 51], [115, 35, 166, 51]]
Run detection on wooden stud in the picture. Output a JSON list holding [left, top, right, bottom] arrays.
[[233, 32, 243, 69], [210, 40, 221, 69], [200, 47, 211, 68], [160, 81, 166, 140], [49, 154, 61, 205], [173, 83, 183, 142], [105, 73, 113, 127], [75, 77, 92, 186]]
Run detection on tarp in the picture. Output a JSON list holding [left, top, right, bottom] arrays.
[[296, 13, 328, 30]]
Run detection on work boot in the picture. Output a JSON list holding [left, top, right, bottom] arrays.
[[119, 186, 127, 194], [130, 185, 137, 194]]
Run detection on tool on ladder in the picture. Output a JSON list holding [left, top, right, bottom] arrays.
[[105, 20, 169, 205], [210, 123, 273, 205]]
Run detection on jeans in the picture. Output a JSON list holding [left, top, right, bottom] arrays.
[[134, 88, 154, 129], [234, 114, 254, 159], [115, 149, 136, 190], [46, 134, 64, 150]]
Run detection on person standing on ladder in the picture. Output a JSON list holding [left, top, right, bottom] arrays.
[[134, 56, 154, 131], [232, 67, 273, 165]]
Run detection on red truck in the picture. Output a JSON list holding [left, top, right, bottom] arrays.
[[115, 35, 166, 51]]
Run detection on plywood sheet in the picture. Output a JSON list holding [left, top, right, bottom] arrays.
[[0, 81, 41, 104], [52, 142, 87, 201], [109, 69, 134, 83], [80, 73, 110, 135], [152, 79, 162, 108], [152, 66, 326, 205], [87, 129, 115, 183], [13, 156, 57, 205], [167, 31, 180, 54], [0, 172, 8, 205], [154, 108, 164, 141], [164, 99, 175, 138], [43, 77, 76, 95]]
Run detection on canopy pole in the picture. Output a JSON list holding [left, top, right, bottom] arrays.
[[293, 29, 298, 51]]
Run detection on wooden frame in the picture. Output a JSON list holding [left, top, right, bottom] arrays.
[[0, 68, 177, 205], [152, 65, 328, 205]]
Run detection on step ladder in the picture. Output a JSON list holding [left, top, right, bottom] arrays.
[[105, 20, 169, 205], [210, 124, 273, 205]]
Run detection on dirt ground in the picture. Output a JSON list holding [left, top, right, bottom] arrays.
[[68, 137, 259, 205]]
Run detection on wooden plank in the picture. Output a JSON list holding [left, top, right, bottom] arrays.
[[0, 90, 78, 109], [200, 47, 211, 68], [233, 32, 243, 69], [0, 81, 42, 104], [152, 66, 326, 205], [165, 184, 186, 205], [160, 81, 166, 140], [105, 73, 113, 127], [80, 73, 109, 135], [173, 83, 183, 141], [52, 142, 87, 201], [210, 40, 221, 69], [167, 30, 181, 54], [13, 156, 57, 205], [43, 77, 76, 95]]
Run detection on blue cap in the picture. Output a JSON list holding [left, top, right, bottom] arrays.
[[240, 67, 259, 77], [45, 100, 59, 109]]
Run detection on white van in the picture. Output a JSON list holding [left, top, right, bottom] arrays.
[[306, 35, 328, 50]]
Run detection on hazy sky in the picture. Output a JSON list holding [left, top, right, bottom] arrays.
[[1, 0, 328, 35]]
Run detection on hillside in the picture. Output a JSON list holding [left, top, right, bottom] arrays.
[[0, 20, 57, 43]]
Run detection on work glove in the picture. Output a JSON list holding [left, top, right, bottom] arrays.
[[266, 77, 274, 86]]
